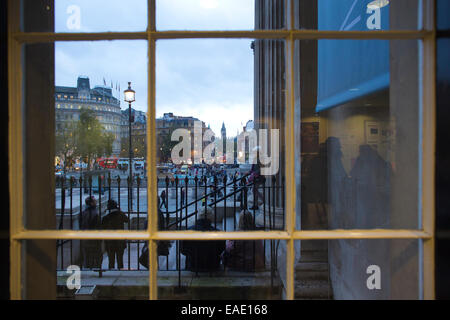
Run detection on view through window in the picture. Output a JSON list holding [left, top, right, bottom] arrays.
[[8, 0, 436, 300]]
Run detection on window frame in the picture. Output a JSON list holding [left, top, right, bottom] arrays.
[[7, 0, 436, 300]]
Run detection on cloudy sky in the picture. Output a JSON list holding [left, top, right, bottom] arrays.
[[55, 0, 255, 136]]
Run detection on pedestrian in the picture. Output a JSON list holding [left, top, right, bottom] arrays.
[[159, 190, 167, 209], [180, 207, 225, 272], [180, 187, 185, 207], [222, 211, 264, 272], [248, 163, 265, 210], [102, 200, 129, 269], [80, 196, 103, 269], [139, 197, 172, 269]]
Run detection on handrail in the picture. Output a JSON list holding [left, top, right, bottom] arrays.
[[162, 173, 251, 215], [166, 180, 255, 229]]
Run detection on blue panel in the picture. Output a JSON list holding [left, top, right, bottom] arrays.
[[437, 0, 450, 30], [316, 0, 390, 112]]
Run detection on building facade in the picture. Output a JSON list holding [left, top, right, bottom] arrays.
[[55, 76, 122, 156], [156, 112, 207, 164], [120, 108, 147, 159]]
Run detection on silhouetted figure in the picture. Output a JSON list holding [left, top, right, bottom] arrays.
[[159, 190, 167, 209], [248, 163, 265, 210], [326, 137, 349, 228], [222, 211, 265, 271], [102, 200, 129, 269], [180, 187, 185, 206], [301, 143, 329, 227], [350, 145, 392, 228], [180, 208, 225, 272], [139, 198, 172, 269], [80, 196, 102, 269]]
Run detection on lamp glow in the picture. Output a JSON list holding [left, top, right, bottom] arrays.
[[123, 82, 135, 103]]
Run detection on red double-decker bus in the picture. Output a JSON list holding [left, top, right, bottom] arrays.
[[97, 157, 118, 169]]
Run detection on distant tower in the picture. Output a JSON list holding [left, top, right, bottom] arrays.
[[221, 122, 227, 163], [77, 76, 91, 99]]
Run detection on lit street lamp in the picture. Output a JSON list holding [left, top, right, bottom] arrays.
[[124, 82, 135, 205]]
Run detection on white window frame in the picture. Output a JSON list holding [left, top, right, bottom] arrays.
[[7, 0, 436, 300]]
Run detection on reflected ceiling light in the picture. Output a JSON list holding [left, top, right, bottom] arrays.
[[367, 0, 389, 10]]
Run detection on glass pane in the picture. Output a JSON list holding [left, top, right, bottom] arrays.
[[23, 40, 148, 230], [294, 239, 421, 299], [295, 39, 420, 230], [21, 0, 148, 33], [157, 0, 285, 30], [157, 240, 284, 299], [22, 239, 149, 299], [436, 37, 450, 299], [155, 39, 286, 232], [292, 0, 421, 31], [437, 0, 450, 30]]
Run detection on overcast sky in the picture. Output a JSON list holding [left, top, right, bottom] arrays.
[[55, 0, 255, 136]]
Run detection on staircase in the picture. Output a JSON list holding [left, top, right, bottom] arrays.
[[294, 240, 333, 300]]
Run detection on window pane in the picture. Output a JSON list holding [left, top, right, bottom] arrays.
[[22, 239, 149, 299], [157, 240, 284, 299], [437, 0, 450, 30], [155, 39, 286, 232], [292, 0, 422, 31], [436, 37, 450, 299], [157, 0, 284, 30], [21, 0, 148, 33], [294, 239, 421, 299], [295, 39, 420, 230], [23, 40, 148, 230]]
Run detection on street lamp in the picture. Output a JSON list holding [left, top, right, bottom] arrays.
[[124, 82, 135, 205]]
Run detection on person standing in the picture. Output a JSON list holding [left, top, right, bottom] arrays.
[[180, 207, 225, 272], [102, 200, 129, 269], [180, 187, 185, 207], [248, 163, 265, 210], [80, 196, 103, 269], [222, 211, 265, 272], [159, 190, 167, 209]]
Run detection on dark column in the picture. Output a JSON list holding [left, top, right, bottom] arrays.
[[22, 0, 56, 300], [0, 0, 10, 300]]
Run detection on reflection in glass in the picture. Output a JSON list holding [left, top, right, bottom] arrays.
[[294, 0, 420, 31], [298, 39, 419, 230], [294, 240, 420, 299]]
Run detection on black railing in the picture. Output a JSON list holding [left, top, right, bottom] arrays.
[[55, 169, 285, 289]]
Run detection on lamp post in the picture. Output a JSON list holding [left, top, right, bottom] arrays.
[[124, 82, 135, 206]]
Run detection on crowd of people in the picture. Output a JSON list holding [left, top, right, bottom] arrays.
[[79, 197, 129, 270], [80, 195, 266, 273]]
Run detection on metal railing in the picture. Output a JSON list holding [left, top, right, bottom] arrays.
[[55, 169, 285, 289]]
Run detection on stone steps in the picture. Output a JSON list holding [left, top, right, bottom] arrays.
[[294, 279, 332, 300], [295, 246, 333, 299], [57, 270, 282, 300], [295, 262, 329, 281]]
